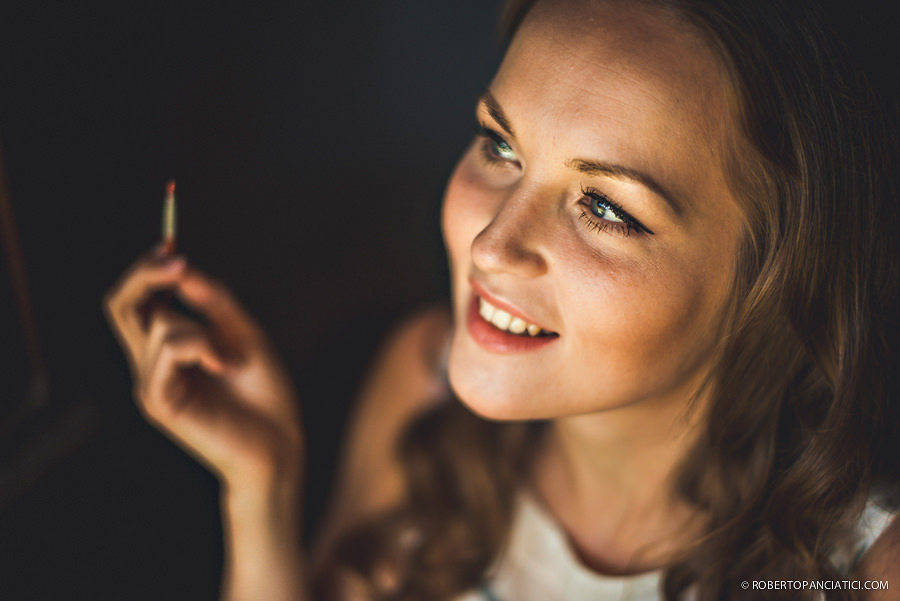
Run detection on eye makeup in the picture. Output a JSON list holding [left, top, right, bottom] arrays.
[[476, 123, 519, 167], [579, 185, 653, 236], [473, 122, 653, 238]]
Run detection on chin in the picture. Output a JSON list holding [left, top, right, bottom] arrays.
[[454, 392, 525, 422], [446, 358, 547, 422]]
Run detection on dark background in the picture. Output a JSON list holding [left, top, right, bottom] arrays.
[[0, 1, 503, 599]]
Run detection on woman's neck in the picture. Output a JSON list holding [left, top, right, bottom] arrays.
[[531, 393, 709, 575]]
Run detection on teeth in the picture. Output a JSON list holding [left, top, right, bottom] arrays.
[[479, 297, 495, 322], [491, 309, 512, 330], [508, 317, 527, 334], [478, 296, 549, 337]]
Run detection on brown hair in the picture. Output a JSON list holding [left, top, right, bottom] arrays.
[[316, 1, 900, 599]]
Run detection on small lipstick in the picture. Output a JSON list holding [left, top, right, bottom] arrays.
[[161, 180, 177, 256], [141, 180, 179, 328]]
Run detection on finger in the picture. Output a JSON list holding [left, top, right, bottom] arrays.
[[142, 306, 221, 381], [138, 330, 227, 424], [136, 329, 278, 478], [174, 268, 262, 347], [107, 244, 185, 312], [103, 254, 187, 357]]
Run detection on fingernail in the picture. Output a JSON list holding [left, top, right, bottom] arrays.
[[161, 256, 186, 272]]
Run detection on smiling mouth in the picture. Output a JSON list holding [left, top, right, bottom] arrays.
[[477, 296, 557, 337]]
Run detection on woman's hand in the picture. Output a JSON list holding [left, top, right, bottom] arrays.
[[103, 248, 304, 494], [105, 248, 310, 600]]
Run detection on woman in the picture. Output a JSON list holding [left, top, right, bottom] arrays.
[[104, 0, 900, 599]]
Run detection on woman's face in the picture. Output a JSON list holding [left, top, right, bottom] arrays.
[[443, 0, 745, 420]]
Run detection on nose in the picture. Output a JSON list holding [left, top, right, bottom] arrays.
[[470, 187, 549, 278]]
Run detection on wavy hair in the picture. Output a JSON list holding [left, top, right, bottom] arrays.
[[316, 1, 900, 599]]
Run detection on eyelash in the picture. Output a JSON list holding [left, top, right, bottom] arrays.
[[473, 123, 652, 237], [578, 186, 652, 236], [476, 123, 516, 167]]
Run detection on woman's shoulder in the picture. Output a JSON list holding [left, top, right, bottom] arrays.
[[331, 303, 453, 485], [358, 304, 453, 414], [313, 304, 453, 561]]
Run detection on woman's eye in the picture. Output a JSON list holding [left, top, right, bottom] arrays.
[[477, 124, 518, 165], [588, 194, 625, 224], [579, 186, 653, 236], [488, 136, 517, 162]]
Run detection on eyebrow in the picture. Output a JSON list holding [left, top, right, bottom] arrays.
[[478, 90, 516, 139]]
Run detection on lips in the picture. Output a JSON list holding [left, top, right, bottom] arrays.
[[477, 296, 552, 337], [465, 281, 559, 353]]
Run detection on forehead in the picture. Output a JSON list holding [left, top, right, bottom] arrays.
[[491, 0, 733, 208]]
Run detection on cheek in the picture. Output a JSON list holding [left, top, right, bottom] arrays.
[[441, 158, 498, 269], [560, 248, 729, 399]]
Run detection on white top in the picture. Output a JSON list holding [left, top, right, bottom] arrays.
[[454, 493, 896, 601]]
